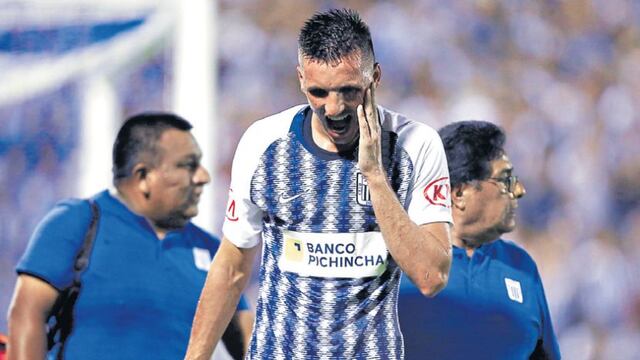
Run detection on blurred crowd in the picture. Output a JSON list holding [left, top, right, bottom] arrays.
[[0, 87, 78, 319], [2, 1, 639, 358], [0, 50, 169, 332]]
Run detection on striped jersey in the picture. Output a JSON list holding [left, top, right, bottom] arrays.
[[223, 105, 452, 359]]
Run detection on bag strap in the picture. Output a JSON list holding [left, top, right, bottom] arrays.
[[51, 198, 100, 359], [72, 199, 100, 277], [48, 199, 100, 319]]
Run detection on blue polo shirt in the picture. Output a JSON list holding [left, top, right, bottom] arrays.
[[17, 190, 248, 360], [398, 240, 560, 360]]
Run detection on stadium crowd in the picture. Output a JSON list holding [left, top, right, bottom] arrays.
[[0, 52, 170, 332], [1, 1, 639, 358]]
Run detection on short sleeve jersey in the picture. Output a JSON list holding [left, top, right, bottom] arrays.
[[398, 240, 561, 359], [223, 105, 452, 360], [16, 190, 248, 360]]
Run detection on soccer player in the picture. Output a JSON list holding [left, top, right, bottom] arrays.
[[398, 120, 561, 359], [185, 9, 453, 360]]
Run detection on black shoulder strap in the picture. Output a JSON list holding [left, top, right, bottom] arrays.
[[72, 199, 100, 277], [49, 199, 100, 359], [529, 339, 551, 360]]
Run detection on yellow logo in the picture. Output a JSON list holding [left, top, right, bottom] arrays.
[[284, 236, 303, 262]]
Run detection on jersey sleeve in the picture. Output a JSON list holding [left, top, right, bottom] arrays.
[[16, 199, 93, 291], [404, 125, 453, 226], [534, 268, 562, 359], [222, 123, 267, 249]]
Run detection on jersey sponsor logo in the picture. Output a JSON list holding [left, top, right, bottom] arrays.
[[278, 191, 306, 204], [423, 177, 450, 208], [193, 247, 212, 271], [279, 230, 388, 278], [225, 189, 239, 221], [504, 278, 523, 303], [356, 171, 371, 206]]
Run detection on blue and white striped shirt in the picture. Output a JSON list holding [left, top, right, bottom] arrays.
[[223, 105, 452, 359]]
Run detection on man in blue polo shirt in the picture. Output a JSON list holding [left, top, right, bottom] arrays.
[[398, 120, 561, 359], [7, 113, 253, 360]]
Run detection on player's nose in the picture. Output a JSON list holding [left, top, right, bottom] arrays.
[[512, 178, 525, 199], [193, 165, 211, 185], [324, 92, 345, 117]]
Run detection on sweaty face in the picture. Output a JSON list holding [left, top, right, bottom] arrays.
[[297, 55, 378, 152], [463, 154, 526, 241], [145, 129, 210, 229]]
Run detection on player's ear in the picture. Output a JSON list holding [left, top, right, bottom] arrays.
[[296, 65, 305, 92], [451, 184, 466, 210], [133, 163, 152, 199], [373, 62, 381, 86]]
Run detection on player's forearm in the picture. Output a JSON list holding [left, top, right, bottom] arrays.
[[366, 172, 452, 296], [236, 310, 255, 354], [185, 245, 253, 360], [7, 306, 48, 360], [185, 278, 243, 359], [8, 276, 57, 360]]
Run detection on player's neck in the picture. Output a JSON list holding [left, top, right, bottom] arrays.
[[452, 227, 496, 257], [112, 187, 158, 234]]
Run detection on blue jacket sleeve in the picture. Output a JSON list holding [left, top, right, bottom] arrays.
[[533, 269, 561, 359], [236, 294, 250, 311], [16, 198, 93, 291]]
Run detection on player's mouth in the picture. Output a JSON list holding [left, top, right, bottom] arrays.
[[188, 188, 203, 205], [325, 113, 353, 135], [506, 203, 518, 219]]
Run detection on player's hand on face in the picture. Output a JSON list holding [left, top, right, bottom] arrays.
[[357, 82, 383, 177]]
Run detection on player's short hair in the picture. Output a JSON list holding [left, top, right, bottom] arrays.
[[112, 112, 192, 184], [438, 120, 506, 189], [298, 8, 375, 67]]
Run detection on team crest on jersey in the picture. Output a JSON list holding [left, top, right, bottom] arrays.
[[423, 177, 450, 208], [193, 247, 212, 271], [356, 171, 371, 206], [504, 278, 523, 303]]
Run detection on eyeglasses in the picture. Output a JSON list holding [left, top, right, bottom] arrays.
[[487, 175, 519, 194]]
